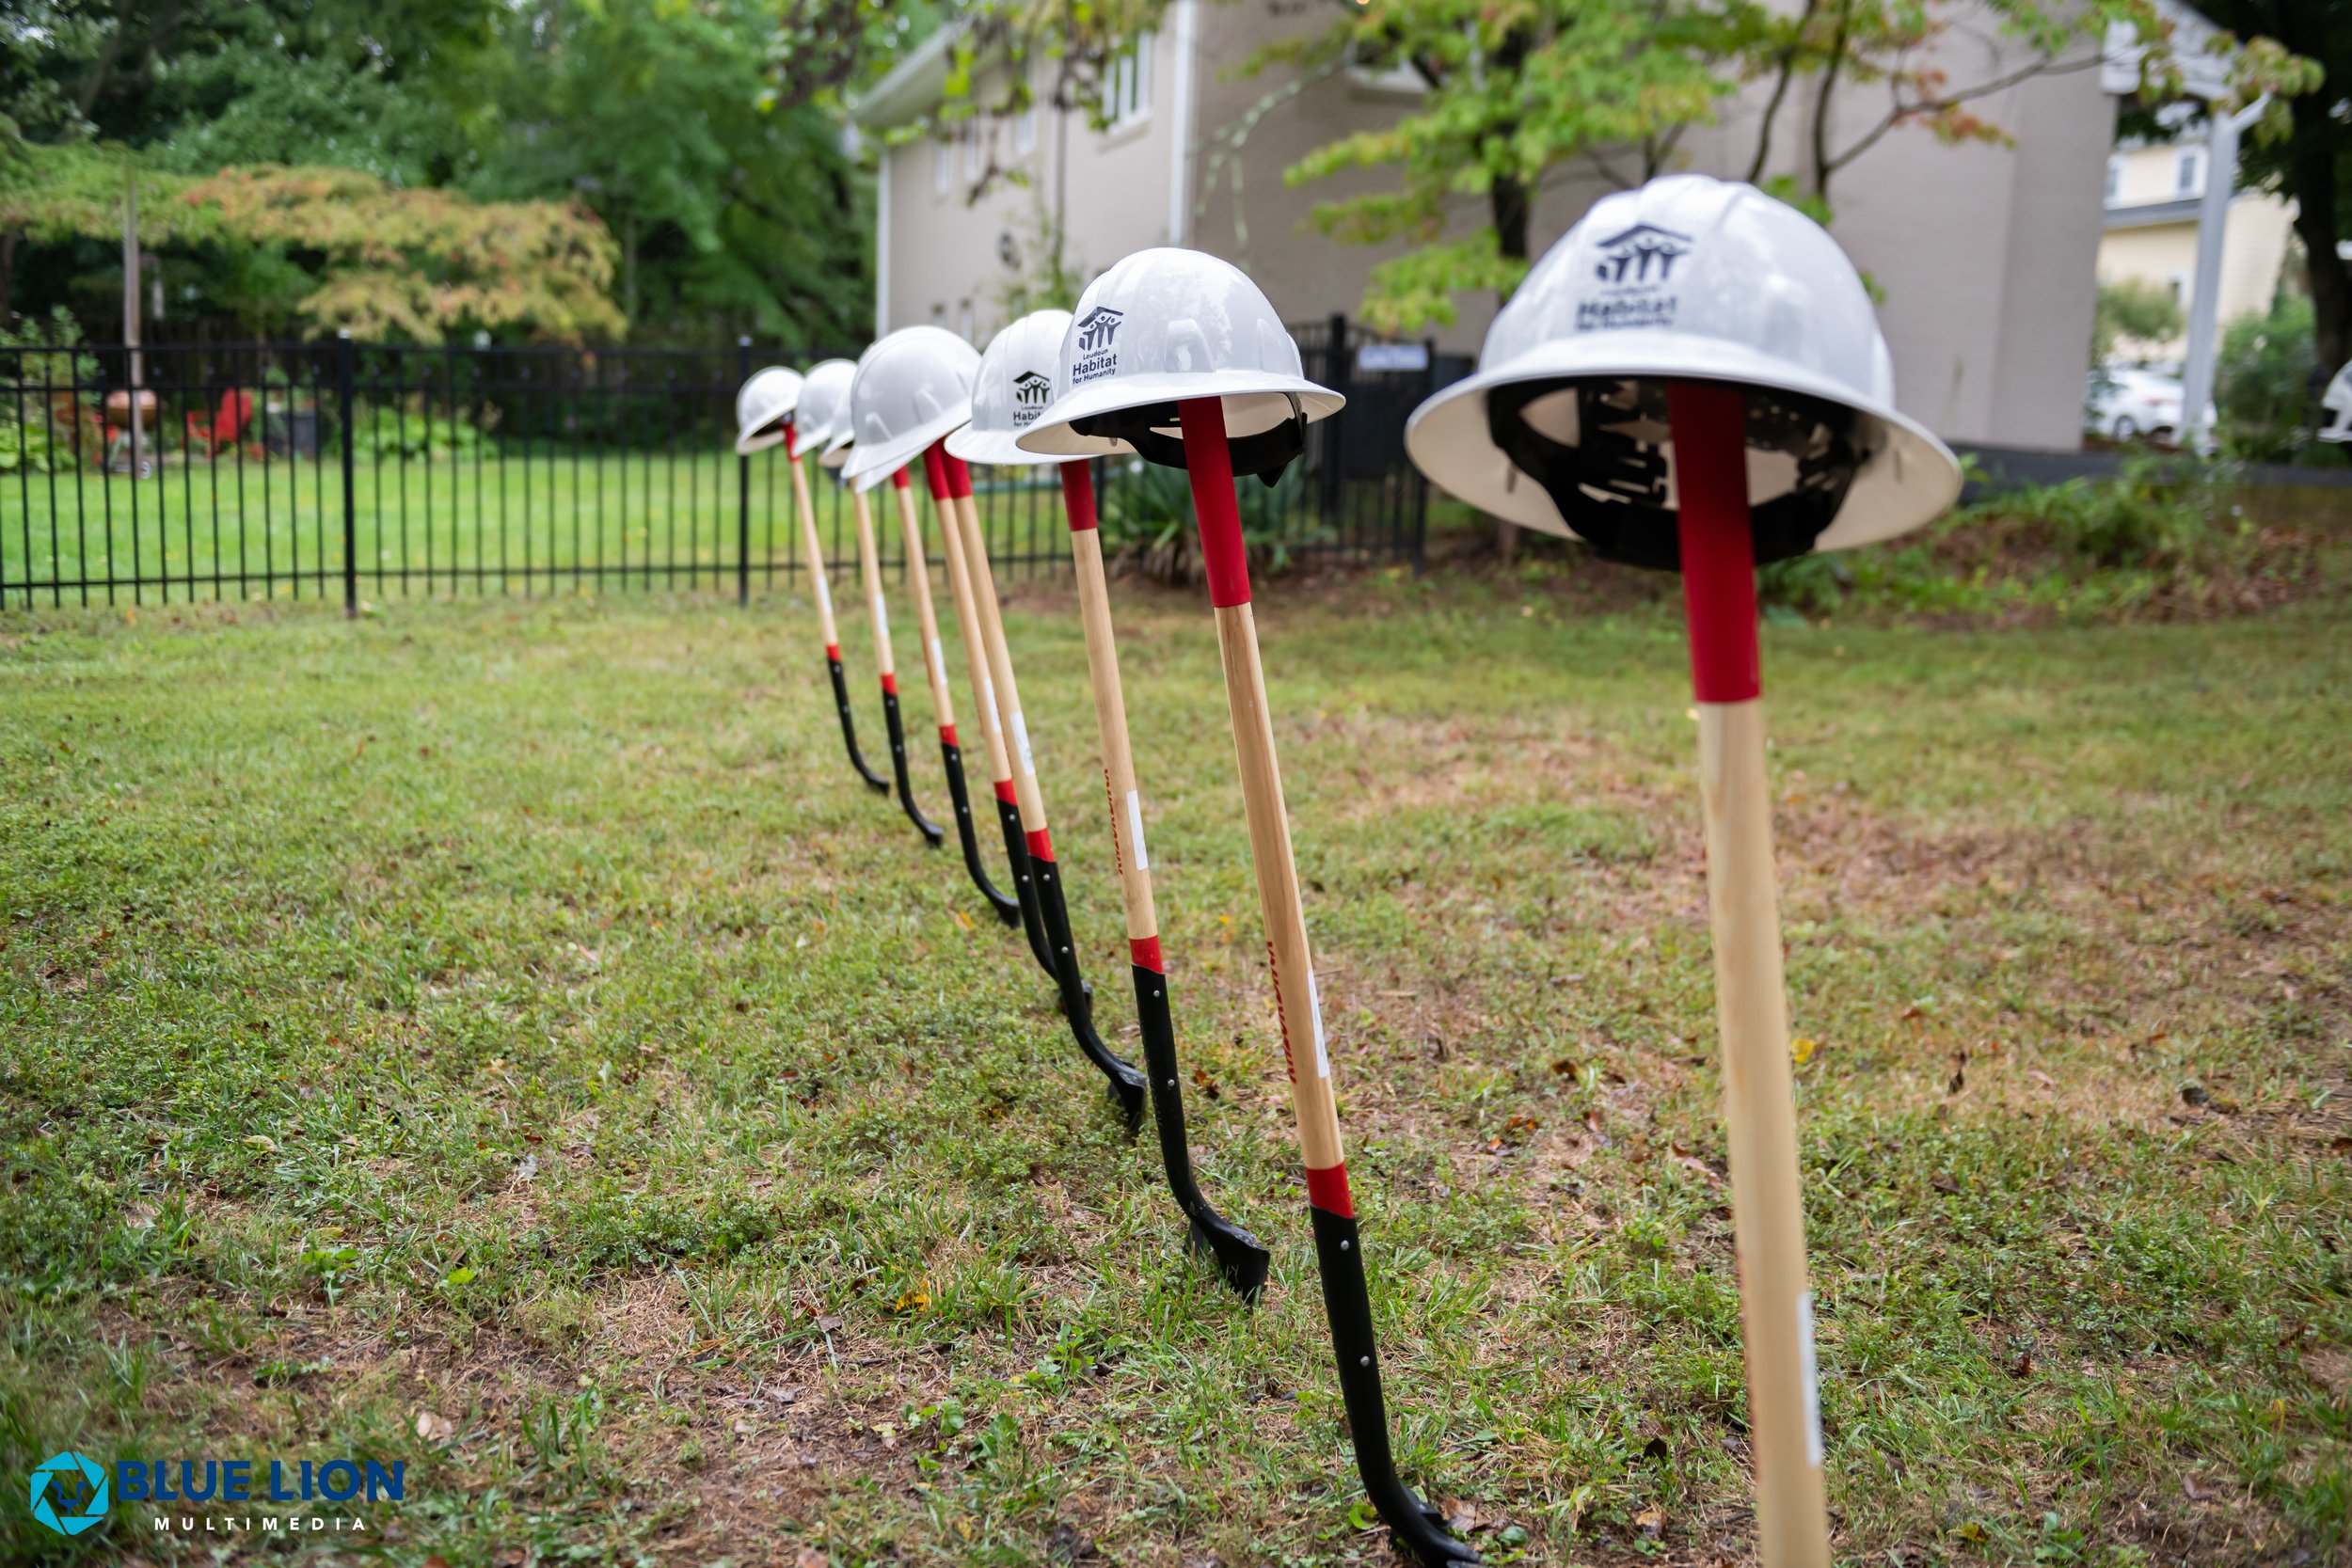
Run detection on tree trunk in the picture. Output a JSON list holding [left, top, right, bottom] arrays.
[[622, 211, 640, 329], [2285, 91, 2351, 382], [1492, 170, 1531, 562], [0, 232, 14, 325]]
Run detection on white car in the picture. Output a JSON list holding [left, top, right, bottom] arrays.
[[2086, 368, 2201, 443]]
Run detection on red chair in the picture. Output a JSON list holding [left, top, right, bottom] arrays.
[[184, 388, 255, 460]]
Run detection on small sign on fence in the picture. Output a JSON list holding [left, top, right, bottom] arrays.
[[1355, 342, 1430, 373]]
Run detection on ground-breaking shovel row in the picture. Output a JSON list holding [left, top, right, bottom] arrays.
[[729, 172, 1964, 1568]]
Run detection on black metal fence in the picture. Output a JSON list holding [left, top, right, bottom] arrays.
[[0, 320, 1433, 612]]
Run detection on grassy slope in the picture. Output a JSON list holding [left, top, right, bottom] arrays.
[[0, 575, 2344, 1566]]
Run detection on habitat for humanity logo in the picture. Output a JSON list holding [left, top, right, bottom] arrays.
[[27, 1449, 402, 1538], [1579, 223, 1692, 332], [29, 1451, 107, 1536], [1070, 307, 1124, 384], [1010, 368, 1053, 426]]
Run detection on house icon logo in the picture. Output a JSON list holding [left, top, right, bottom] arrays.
[[1579, 223, 1692, 332], [1070, 307, 1125, 385], [1592, 224, 1692, 286], [1010, 369, 1053, 425], [1073, 308, 1123, 354]]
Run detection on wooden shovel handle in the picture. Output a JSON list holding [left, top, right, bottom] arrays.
[[943, 452, 1052, 846], [918, 457, 1012, 790], [1059, 461, 1161, 956], [1179, 399, 1346, 1192], [887, 479, 955, 734], [1672, 380, 1830, 1568], [784, 429, 838, 652], [850, 483, 896, 681]]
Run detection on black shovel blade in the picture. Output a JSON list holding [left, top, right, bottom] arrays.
[[828, 654, 889, 795], [940, 740, 1021, 924], [1029, 847, 1146, 1131], [1312, 1205, 1483, 1566], [1135, 961, 1269, 1299], [881, 687, 944, 847]]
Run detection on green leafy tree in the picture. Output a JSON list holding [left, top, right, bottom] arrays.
[[1264, 0, 1730, 331], [2191, 0, 2352, 379], [1263, 0, 2309, 333], [457, 0, 870, 346], [2216, 292, 2324, 462], [0, 140, 622, 341], [2093, 276, 2187, 364]]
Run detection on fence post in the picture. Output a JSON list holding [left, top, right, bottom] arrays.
[[337, 330, 358, 619], [1321, 312, 1350, 524], [736, 336, 753, 607]]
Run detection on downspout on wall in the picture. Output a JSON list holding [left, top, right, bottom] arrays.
[[1167, 0, 1200, 247]]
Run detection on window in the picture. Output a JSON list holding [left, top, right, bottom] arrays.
[[2174, 148, 2203, 197], [2105, 155, 2123, 203], [1014, 98, 1038, 155], [934, 137, 952, 196], [1104, 33, 1152, 126], [962, 123, 982, 178]]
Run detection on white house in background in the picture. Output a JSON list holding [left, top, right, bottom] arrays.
[[855, 3, 2128, 451], [2097, 138, 2296, 365]]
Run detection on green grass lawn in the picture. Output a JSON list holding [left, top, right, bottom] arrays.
[[0, 572, 2345, 1565], [0, 457, 1080, 605]]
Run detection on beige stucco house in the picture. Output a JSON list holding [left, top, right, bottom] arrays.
[[2096, 139, 2296, 364], [855, 4, 2122, 451]]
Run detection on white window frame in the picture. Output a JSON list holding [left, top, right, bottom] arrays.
[[1104, 32, 1153, 128], [934, 136, 952, 197], [2105, 155, 2123, 203], [962, 121, 982, 178], [2174, 147, 2203, 198]]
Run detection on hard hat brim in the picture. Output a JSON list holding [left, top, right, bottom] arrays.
[[734, 422, 787, 456], [840, 402, 972, 483], [943, 422, 1058, 467], [1014, 371, 1344, 457], [818, 440, 851, 470], [1406, 333, 1961, 553]]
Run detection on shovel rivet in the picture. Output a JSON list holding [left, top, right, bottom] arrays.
[[1359, 1355, 1371, 1368], [1340, 1240, 1351, 1250]]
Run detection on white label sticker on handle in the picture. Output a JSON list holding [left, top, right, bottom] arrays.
[[1009, 710, 1036, 777], [872, 599, 889, 641], [1124, 790, 1149, 871], [1796, 1291, 1824, 1467], [929, 637, 947, 693], [1306, 968, 1330, 1079], [814, 574, 833, 622]]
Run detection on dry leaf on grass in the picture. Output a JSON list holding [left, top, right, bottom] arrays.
[[414, 1410, 454, 1442]]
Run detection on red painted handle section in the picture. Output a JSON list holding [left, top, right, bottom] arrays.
[[784, 422, 799, 461], [1058, 460, 1098, 532], [1669, 382, 1761, 704], [942, 451, 976, 500], [1129, 935, 1164, 974], [920, 444, 951, 501], [1305, 1163, 1355, 1218], [1178, 399, 1251, 609], [891, 467, 911, 491]]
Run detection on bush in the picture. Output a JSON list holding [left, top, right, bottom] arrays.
[[1094, 458, 1317, 584], [2217, 294, 2328, 464], [0, 307, 100, 472], [351, 403, 491, 461], [2091, 277, 2186, 368]]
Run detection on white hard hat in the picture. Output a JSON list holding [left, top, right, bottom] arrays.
[[1406, 174, 1961, 566], [946, 309, 1074, 467], [1014, 248, 1343, 483], [840, 326, 980, 490], [2320, 359, 2352, 445], [734, 366, 804, 455], [793, 358, 859, 453]]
